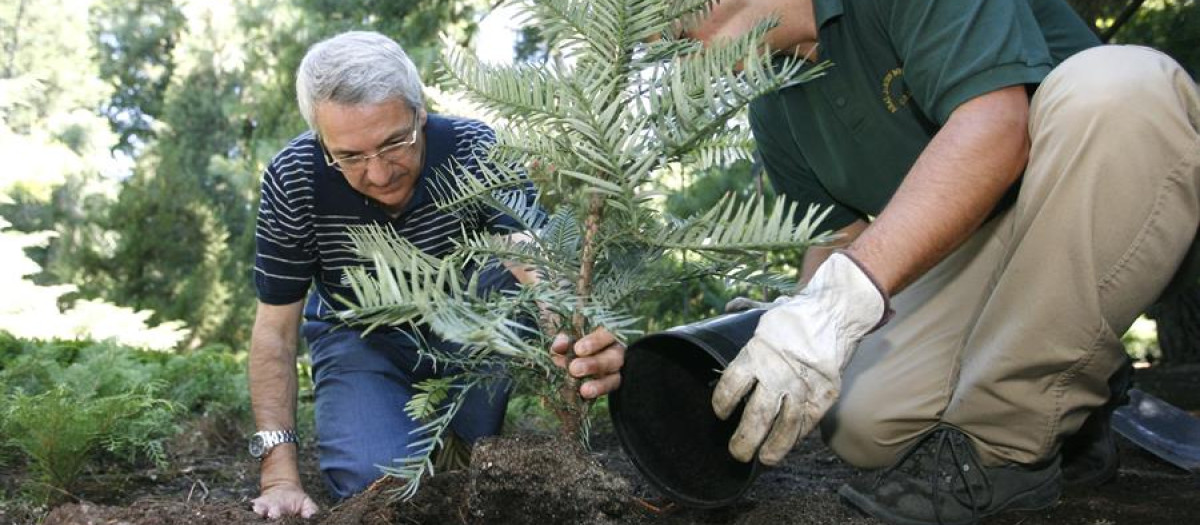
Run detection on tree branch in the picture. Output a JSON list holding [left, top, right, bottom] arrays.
[[3, 0, 28, 78], [1102, 0, 1146, 43]]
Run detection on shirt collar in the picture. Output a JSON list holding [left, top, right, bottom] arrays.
[[813, 0, 844, 28]]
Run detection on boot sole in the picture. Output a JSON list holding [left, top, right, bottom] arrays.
[[838, 475, 1062, 525]]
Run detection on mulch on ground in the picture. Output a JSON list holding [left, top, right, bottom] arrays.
[[17, 364, 1200, 525]]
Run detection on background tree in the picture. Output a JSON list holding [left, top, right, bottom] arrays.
[[90, 0, 185, 154], [0, 0, 1193, 362], [0, 0, 126, 308]]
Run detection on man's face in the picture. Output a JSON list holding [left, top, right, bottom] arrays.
[[315, 99, 426, 214]]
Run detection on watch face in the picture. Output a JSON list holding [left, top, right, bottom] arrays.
[[249, 434, 266, 457]]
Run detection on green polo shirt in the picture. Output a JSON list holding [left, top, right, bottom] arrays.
[[751, 0, 1100, 231]]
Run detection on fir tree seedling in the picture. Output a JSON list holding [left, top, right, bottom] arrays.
[[340, 0, 832, 500]]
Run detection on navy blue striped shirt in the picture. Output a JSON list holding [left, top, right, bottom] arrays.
[[254, 114, 533, 322]]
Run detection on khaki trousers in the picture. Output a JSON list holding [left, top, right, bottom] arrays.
[[822, 46, 1200, 468]]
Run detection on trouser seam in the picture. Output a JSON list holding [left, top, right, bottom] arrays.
[[1097, 143, 1199, 295], [1041, 321, 1109, 458], [946, 221, 1013, 421]]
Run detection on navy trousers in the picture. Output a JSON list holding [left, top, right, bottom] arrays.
[[303, 266, 518, 499]]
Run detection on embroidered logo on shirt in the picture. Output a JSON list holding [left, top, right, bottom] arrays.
[[882, 68, 912, 113]]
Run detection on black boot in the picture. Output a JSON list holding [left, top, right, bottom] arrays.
[[840, 426, 1061, 525], [1061, 358, 1134, 487]]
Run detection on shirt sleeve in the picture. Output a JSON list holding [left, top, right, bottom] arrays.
[[254, 149, 317, 305], [749, 96, 865, 232], [879, 0, 1056, 124]]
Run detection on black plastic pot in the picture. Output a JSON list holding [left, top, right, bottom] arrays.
[[608, 308, 766, 508]]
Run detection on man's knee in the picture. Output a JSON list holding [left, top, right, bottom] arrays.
[[822, 392, 934, 469], [1039, 45, 1194, 128], [321, 458, 389, 500]]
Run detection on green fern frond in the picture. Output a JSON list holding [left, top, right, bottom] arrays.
[[576, 300, 643, 343], [522, 0, 656, 68], [439, 41, 570, 126], [590, 250, 667, 306], [538, 207, 582, 279], [425, 300, 544, 360], [677, 257, 799, 293], [518, 0, 597, 57], [427, 158, 541, 231], [457, 231, 569, 279], [405, 377, 457, 422], [383, 379, 478, 502], [649, 22, 828, 160], [339, 225, 468, 331], [658, 195, 835, 254], [344, 225, 446, 273], [684, 126, 757, 170]]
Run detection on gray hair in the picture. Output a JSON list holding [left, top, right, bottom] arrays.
[[296, 31, 425, 131]]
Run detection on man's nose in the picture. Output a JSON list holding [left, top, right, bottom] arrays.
[[364, 157, 391, 186]]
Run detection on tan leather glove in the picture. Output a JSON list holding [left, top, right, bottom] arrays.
[[723, 295, 792, 313], [711, 252, 889, 465]]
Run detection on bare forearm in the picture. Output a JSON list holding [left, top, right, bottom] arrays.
[[250, 340, 298, 430], [846, 86, 1030, 294], [249, 302, 304, 487], [800, 220, 869, 287], [503, 231, 540, 285]]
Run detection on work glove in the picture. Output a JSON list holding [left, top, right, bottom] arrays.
[[724, 295, 792, 313], [712, 252, 890, 465]]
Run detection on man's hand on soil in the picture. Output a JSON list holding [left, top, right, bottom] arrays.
[[252, 482, 319, 519], [550, 327, 625, 399]]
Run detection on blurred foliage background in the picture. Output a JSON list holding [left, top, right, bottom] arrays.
[[0, 0, 1194, 510], [0, 0, 1195, 351]]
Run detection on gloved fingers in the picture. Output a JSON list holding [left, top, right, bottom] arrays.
[[724, 296, 766, 313], [728, 385, 782, 463], [712, 355, 756, 420], [758, 393, 805, 465], [798, 380, 839, 439]]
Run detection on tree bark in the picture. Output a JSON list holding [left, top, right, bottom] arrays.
[[3, 0, 29, 78], [556, 193, 606, 442], [1065, 0, 1145, 42]]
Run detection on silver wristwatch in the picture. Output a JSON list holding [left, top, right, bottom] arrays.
[[248, 429, 298, 460]]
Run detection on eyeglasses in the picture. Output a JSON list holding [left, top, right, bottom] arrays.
[[320, 113, 421, 175]]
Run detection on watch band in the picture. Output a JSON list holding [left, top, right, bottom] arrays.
[[249, 429, 298, 460]]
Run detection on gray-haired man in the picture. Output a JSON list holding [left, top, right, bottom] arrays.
[[247, 31, 625, 518]]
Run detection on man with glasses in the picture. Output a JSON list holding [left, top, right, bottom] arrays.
[[247, 31, 626, 518]]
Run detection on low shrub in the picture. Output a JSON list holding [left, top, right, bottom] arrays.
[[0, 333, 252, 500], [1, 384, 175, 498]]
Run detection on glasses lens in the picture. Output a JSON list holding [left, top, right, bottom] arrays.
[[323, 113, 419, 174], [339, 157, 369, 173]]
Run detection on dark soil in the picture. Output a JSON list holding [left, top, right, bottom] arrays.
[[21, 364, 1200, 525]]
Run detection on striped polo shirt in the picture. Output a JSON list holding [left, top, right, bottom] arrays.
[[254, 114, 535, 322]]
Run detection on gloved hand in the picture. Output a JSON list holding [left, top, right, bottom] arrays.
[[712, 252, 889, 465], [724, 294, 793, 313]]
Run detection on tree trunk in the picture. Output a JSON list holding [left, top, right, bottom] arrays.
[[1065, 0, 1146, 42], [3, 0, 28, 78], [556, 193, 606, 443]]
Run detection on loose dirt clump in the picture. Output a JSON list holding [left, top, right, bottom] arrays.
[[468, 433, 634, 524], [43, 500, 264, 525], [315, 470, 469, 525], [27, 363, 1200, 525]]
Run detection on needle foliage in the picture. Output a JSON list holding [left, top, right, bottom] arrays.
[[339, 0, 833, 499]]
